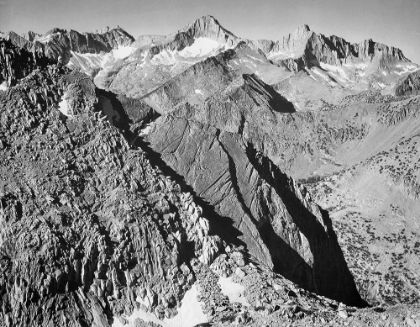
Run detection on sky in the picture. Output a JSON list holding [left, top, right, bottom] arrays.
[[1, 0, 420, 63]]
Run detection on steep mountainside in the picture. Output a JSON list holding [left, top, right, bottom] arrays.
[[143, 112, 363, 303], [138, 76, 420, 306]]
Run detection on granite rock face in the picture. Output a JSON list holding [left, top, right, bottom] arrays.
[[395, 70, 420, 96], [0, 37, 51, 87]]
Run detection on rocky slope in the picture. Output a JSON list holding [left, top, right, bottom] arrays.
[[142, 112, 363, 306], [395, 70, 420, 96], [0, 65, 240, 326]]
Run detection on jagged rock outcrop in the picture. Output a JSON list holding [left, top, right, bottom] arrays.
[[0, 67, 232, 326], [0, 37, 52, 87], [395, 70, 420, 96]]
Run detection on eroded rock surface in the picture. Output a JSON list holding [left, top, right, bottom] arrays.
[[144, 114, 363, 306], [0, 68, 228, 326]]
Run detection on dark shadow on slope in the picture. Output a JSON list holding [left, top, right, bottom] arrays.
[[95, 89, 159, 139], [94, 89, 248, 277], [134, 136, 246, 250], [243, 74, 296, 113], [98, 89, 246, 249], [96, 88, 366, 307], [217, 132, 314, 280], [245, 143, 368, 308]]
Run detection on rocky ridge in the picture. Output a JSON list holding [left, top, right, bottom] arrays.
[[0, 66, 232, 326], [252, 24, 411, 72], [5, 27, 134, 64]]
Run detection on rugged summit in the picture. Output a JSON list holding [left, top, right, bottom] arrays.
[[0, 37, 51, 88], [254, 24, 410, 72], [5, 27, 134, 64]]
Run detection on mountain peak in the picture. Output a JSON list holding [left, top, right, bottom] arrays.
[[298, 24, 311, 32], [185, 15, 226, 35], [289, 24, 313, 39], [182, 15, 239, 47], [188, 15, 220, 27], [94, 25, 129, 35]]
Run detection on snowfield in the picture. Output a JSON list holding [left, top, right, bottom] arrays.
[[219, 276, 249, 307], [112, 284, 208, 327]]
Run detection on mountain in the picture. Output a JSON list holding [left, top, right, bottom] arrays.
[[5, 15, 415, 108], [0, 46, 367, 327], [1, 14, 420, 327]]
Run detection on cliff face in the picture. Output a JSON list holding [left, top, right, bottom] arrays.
[[0, 37, 51, 87], [395, 70, 420, 96]]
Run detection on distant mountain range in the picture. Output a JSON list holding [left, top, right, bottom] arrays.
[[3, 15, 418, 104]]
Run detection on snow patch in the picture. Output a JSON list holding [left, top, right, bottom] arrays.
[[0, 83, 8, 91], [37, 34, 54, 43], [320, 62, 346, 76], [112, 45, 134, 59], [152, 49, 176, 65], [179, 37, 224, 58], [112, 284, 208, 327], [378, 82, 386, 88], [395, 64, 419, 75], [68, 46, 134, 75], [194, 89, 204, 95], [67, 51, 108, 74], [139, 124, 153, 136], [57, 93, 72, 117], [246, 54, 265, 63], [344, 62, 368, 69], [218, 277, 249, 307]]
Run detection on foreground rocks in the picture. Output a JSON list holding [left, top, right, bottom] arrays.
[[0, 68, 230, 326]]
